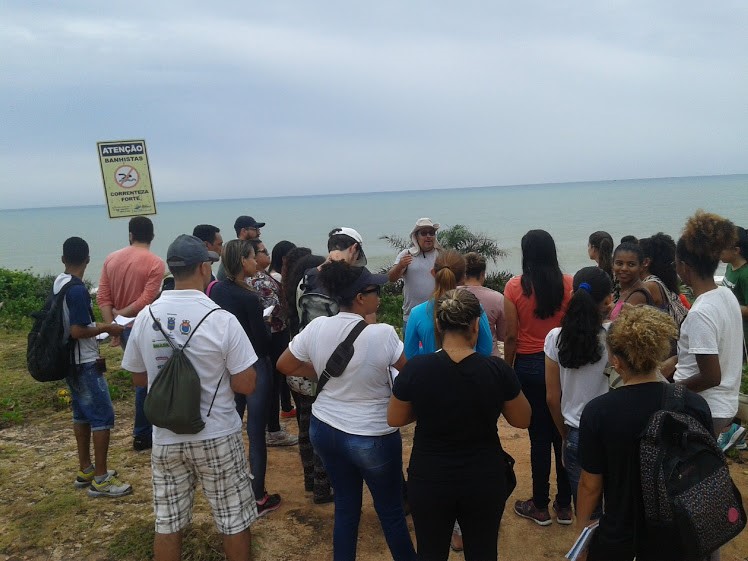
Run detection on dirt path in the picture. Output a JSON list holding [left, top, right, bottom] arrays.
[[1, 400, 747, 560]]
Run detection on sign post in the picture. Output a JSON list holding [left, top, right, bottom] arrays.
[[97, 139, 157, 218]]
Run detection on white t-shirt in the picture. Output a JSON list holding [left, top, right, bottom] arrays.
[[122, 289, 258, 445], [394, 248, 438, 322], [673, 286, 743, 419], [288, 312, 404, 436], [544, 327, 609, 428], [55, 273, 99, 364]]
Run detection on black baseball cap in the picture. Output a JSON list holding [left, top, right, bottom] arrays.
[[234, 216, 266, 230]]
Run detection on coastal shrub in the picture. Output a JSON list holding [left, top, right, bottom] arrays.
[[378, 294, 404, 332], [0, 268, 97, 329]]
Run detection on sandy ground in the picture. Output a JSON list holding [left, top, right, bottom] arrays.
[[1, 394, 747, 561]]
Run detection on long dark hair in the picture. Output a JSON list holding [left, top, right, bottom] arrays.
[[557, 267, 612, 369], [639, 233, 678, 293], [520, 230, 565, 319], [588, 231, 614, 279], [271, 240, 296, 274]]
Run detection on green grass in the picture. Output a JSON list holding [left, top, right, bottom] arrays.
[[377, 294, 403, 332]]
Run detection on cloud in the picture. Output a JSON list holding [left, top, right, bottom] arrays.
[[0, 1, 746, 208]]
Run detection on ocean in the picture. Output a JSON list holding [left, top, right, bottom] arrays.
[[1, 174, 745, 285]]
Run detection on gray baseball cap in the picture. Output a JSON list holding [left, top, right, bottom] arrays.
[[166, 234, 220, 267]]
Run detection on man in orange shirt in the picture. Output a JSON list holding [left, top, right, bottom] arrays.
[[97, 216, 165, 451]]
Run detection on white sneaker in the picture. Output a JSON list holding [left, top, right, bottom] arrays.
[[87, 473, 133, 498]]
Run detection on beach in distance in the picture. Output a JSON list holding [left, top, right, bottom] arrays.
[[1, 174, 746, 283]]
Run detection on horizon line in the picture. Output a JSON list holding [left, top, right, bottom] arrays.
[[2, 172, 746, 212]]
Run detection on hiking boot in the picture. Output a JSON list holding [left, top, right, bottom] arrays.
[[74, 466, 117, 488], [256, 493, 282, 517], [514, 499, 552, 526], [87, 473, 133, 498], [280, 408, 297, 419], [133, 436, 152, 452], [266, 430, 298, 447], [717, 423, 747, 453], [552, 500, 573, 525]]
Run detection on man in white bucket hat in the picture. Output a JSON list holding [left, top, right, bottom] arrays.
[[387, 218, 442, 330]]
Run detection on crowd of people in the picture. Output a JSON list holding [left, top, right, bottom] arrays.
[[50, 210, 747, 561]]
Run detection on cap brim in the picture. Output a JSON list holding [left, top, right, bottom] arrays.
[[353, 248, 367, 267], [254, 222, 266, 229], [207, 251, 220, 263], [365, 272, 388, 285]]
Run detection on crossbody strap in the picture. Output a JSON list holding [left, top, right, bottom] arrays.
[[317, 320, 368, 394]]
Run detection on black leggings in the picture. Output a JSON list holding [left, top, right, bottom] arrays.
[[408, 473, 506, 561], [266, 330, 294, 433]]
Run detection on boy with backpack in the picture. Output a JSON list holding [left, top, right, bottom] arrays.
[[54, 237, 131, 497]]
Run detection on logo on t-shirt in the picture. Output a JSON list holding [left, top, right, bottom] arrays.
[[179, 319, 191, 335], [152, 318, 161, 331], [167, 316, 176, 331]]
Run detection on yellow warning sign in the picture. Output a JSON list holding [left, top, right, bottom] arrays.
[[97, 139, 157, 218]]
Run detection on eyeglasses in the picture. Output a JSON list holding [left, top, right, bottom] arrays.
[[360, 286, 381, 296], [418, 230, 436, 237]]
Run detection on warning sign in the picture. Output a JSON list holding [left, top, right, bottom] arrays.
[[97, 139, 157, 218]]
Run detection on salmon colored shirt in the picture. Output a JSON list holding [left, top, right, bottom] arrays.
[[96, 246, 165, 314], [504, 274, 574, 354]]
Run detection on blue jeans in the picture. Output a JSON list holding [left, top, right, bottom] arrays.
[[122, 326, 150, 439], [235, 356, 272, 498], [310, 416, 416, 561], [564, 426, 602, 518], [67, 361, 115, 431], [514, 352, 571, 510]]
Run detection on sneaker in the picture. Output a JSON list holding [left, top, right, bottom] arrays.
[[256, 493, 282, 517], [266, 430, 298, 447], [74, 466, 117, 488], [133, 436, 152, 452], [514, 499, 552, 526], [280, 408, 297, 419], [87, 473, 133, 498], [717, 423, 747, 453], [553, 500, 573, 525]]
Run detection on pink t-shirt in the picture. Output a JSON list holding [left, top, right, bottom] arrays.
[[97, 246, 165, 314], [504, 274, 573, 354]]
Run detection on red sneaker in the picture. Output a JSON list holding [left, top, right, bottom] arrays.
[[280, 408, 297, 419]]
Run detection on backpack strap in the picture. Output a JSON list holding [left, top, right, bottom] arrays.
[[626, 287, 654, 306], [317, 320, 368, 393], [205, 280, 218, 298], [661, 383, 686, 413]]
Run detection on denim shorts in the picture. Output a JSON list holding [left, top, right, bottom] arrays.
[[66, 361, 115, 431]]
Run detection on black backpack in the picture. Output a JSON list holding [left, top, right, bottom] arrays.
[[144, 306, 221, 434], [639, 384, 746, 559], [27, 277, 85, 382]]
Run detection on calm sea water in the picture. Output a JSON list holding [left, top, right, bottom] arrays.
[[1, 174, 745, 285]]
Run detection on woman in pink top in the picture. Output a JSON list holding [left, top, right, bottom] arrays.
[[504, 230, 574, 526], [460, 252, 506, 356]]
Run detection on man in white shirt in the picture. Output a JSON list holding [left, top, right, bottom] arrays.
[[122, 235, 259, 561]]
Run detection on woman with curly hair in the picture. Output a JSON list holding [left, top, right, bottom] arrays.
[[389, 289, 531, 561], [663, 211, 743, 439], [576, 305, 713, 561], [504, 230, 574, 526], [278, 261, 416, 561], [544, 267, 612, 511]]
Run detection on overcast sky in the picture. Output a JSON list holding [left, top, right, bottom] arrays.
[[1, 1, 746, 209]]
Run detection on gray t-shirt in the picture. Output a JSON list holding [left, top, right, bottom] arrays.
[[394, 248, 438, 321]]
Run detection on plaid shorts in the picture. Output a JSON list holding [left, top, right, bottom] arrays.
[[151, 432, 258, 534]]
